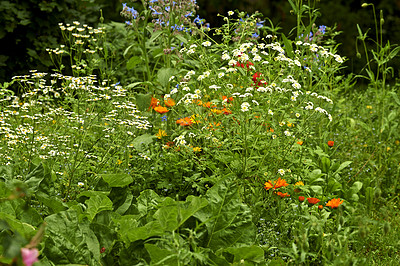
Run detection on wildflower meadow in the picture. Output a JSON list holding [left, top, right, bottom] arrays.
[[1, 0, 400, 265]]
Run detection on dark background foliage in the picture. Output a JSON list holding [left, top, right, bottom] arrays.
[[1, 0, 399, 83]]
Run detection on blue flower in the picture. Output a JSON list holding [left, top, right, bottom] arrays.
[[161, 115, 168, 122], [252, 32, 259, 38]]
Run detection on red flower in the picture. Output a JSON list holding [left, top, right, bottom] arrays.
[[326, 198, 344, 209], [298, 196, 305, 202], [100, 247, 106, 253], [327, 141, 334, 147], [307, 197, 320, 205]]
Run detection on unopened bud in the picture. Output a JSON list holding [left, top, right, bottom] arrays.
[[361, 3, 370, 8]]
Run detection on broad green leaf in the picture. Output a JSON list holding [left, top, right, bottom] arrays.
[[145, 243, 178, 265], [135, 93, 152, 112], [194, 176, 257, 249], [132, 134, 155, 152], [333, 161, 352, 175], [100, 173, 133, 187], [116, 216, 163, 244], [224, 245, 265, 264], [310, 185, 323, 195], [85, 194, 113, 221], [44, 209, 101, 265], [126, 56, 142, 70], [136, 189, 163, 218], [157, 68, 177, 87], [0, 212, 36, 240], [154, 195, 208, 231], [351, 181, 363, 194]]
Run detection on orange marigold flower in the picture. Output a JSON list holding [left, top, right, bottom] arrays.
[[222, 95, 234, 103], [327, 141, 334, 147], [318, 205, 323, 210], [276, 191, 290, 198], [164, 98, 176, 107], [297, 141, 303, 145], [326, 198, 344, 209], [154, 106, 169, 114], [150, 97, 159, 109], [299, 196, 305, 202], [176, 117, 193, 126], [307, 197, 320, 205], [264, 177, 289, 191], [222, 107, 232, 115]]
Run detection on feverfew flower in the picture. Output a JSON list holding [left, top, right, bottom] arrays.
[[278, 169, 285, 175], [268, 109, 274, 115], [202, 41, 212, 47], [228, 11, 234, 16], [241, 102, 250, 112]]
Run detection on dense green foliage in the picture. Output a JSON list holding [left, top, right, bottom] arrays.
[[1, 0, 400, 265]]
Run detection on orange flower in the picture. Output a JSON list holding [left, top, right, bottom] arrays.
[[326, 198, 344, 209], [155, 129, 167, 139], [222, 95, 234, 103], [264, 177, 289, 191], [297, 141, 303, 145], [318, 205, 323, 210], [327, 141, 334, 147], [154, 106, 169, 114], [150, 97, 159, 109], [276, 191, 290, 198], [222, 107, 232, 115], [176, 117, 193, 126], [307, 197, 320, 205], [299, 196, 305, 202], [164, 98, 176, 107]]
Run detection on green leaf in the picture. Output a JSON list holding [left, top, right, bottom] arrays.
[[154, 195, 208, 231], [85, 194, 113, 221], [333, 161, 352, 175], [100, 173, 133, 188], [310, 185, 323, 195], [126, 56, 142, 70], [281, 33, 294, 57], [224, 245, 264, 264], [117, 217, 163, 243], [135, 93, 152, 112], [194, 176, 257, 249], [145, 243, 178, 265], [351, 181, 363, 194], [44, 209, 101, 265], [157, 68, 177, 87], [132, 134, 156, 152], [136, 189, 163, 218]]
